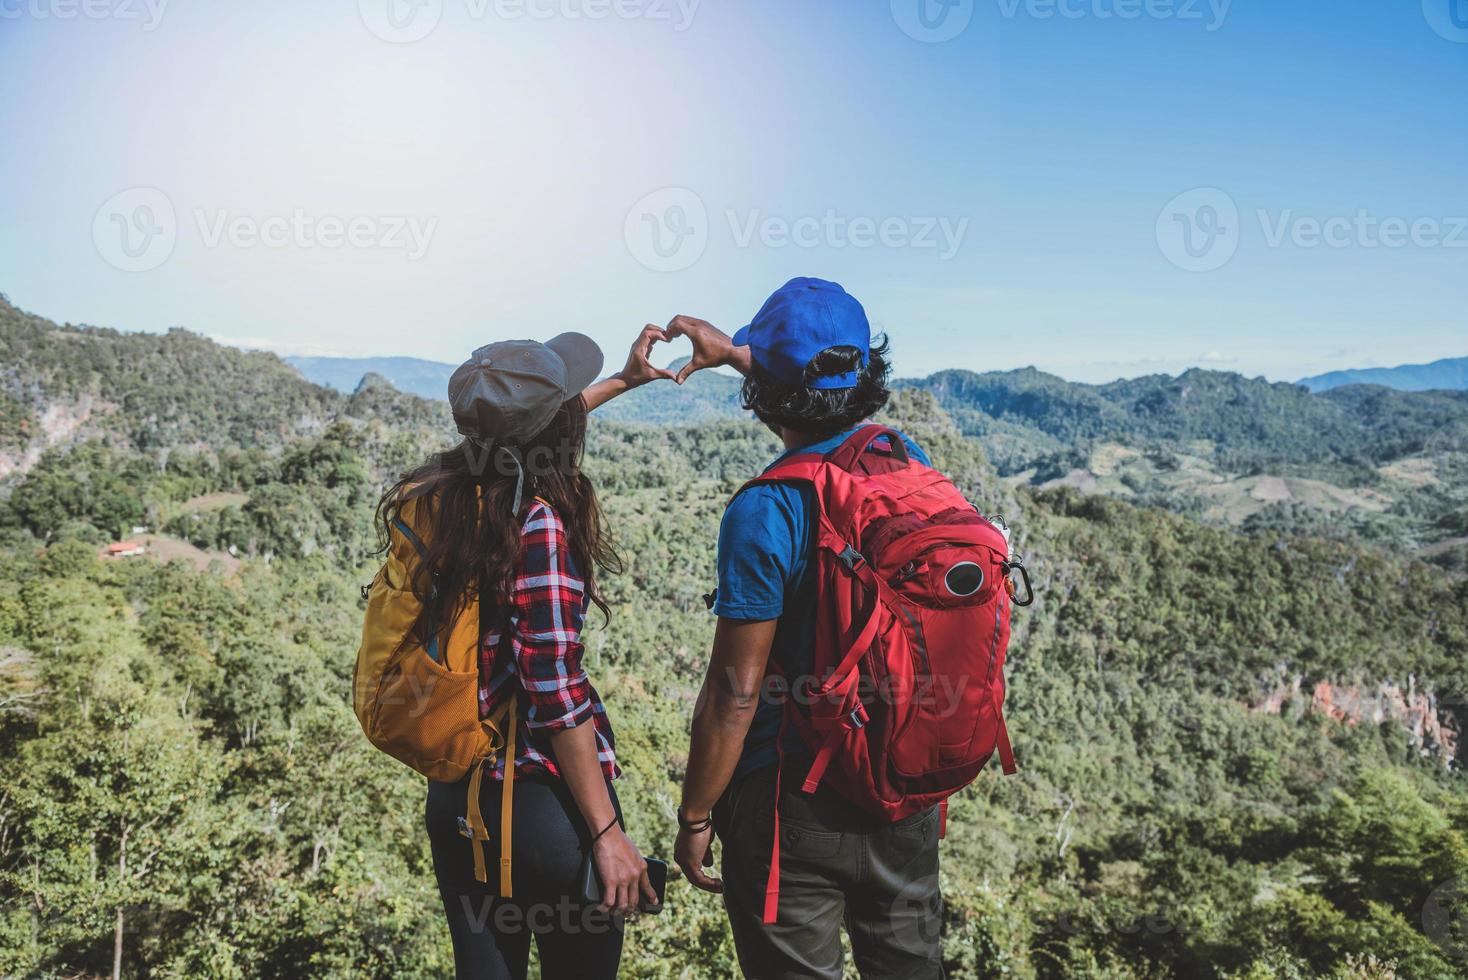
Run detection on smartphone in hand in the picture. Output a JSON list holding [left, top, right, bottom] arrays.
[[579, 855, 669, 914], [641, 857, 667, 914]]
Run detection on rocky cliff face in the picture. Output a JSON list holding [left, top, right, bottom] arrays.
[[1255, 674, 1463, 764]]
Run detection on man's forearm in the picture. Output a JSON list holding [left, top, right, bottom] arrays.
[[680, 617, 778, 819], [680, 679, 760, 818]]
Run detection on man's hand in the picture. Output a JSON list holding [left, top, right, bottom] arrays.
[[664, 315, 753, 384], [674, 822, 723, 894], [620, 323, 678, 388]]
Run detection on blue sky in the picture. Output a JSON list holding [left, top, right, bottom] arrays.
[[0, 0, 1463, 382]]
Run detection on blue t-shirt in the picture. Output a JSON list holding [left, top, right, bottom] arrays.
[[714, 427, 930, 775]]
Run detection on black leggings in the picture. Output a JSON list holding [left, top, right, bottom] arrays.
[[426, 773, 624, 980]]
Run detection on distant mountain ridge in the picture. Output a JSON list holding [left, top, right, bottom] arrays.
[[279, 350, 1468, 473], [1298, 355, 1468, 393], [288, 351, 1468, 411], [286, 353, 747, 426], [285, 355, 455, 400]]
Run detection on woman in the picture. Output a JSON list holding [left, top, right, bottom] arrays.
[[377, 325, 675, 980]]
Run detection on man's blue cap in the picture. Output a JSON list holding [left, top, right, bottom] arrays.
[[732, 277, 870, 390]]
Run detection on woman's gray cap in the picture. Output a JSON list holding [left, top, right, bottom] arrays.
[[448, 332, 604, 444]]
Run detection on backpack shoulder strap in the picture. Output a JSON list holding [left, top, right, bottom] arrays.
[[825, 424, 910, 472], [391, 516, 429, 560], [733, 452, 826, 499]]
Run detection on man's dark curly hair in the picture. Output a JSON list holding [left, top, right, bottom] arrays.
[[741, 335, 892, 439]]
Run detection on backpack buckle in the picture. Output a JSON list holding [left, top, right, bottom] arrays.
[[838, 545, 866, 572]]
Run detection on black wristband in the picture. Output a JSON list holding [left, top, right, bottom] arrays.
[[678, 810, 712, 833], [591, 815, 619, 843]]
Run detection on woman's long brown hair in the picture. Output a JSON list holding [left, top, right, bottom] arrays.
[[375, 396, 620, 650]]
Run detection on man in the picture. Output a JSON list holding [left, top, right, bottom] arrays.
[[667, 278, 944, 979]]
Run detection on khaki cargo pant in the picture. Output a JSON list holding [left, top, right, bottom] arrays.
[[713, 766, 944, 980]]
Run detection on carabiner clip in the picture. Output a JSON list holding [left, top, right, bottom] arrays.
[[1004, 559, 1035, 607]]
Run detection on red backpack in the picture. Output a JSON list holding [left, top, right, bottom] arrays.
[[740, 425, 1033, 924]]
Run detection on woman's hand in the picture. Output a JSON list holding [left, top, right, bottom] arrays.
[[674, 822, 723, 894], [593, 825, 658, 916], [664, 314, 753, 383], [619, 323, 678, 388], [581, 323, 677, 412]]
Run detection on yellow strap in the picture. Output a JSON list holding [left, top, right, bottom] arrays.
[[499, 698, 516, 898], [466, 757, 489, 884]]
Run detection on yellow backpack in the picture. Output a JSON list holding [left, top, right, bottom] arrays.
[[352, 494, 518, 894]]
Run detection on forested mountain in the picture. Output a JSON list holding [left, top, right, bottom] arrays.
[[1300, 355, 1468, 394], [910, 366, 1468, 471], [0, 296, 341, 461], [282, 343, 1468, 485], [2, 298, 1466, 978]]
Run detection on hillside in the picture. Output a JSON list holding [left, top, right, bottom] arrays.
[[3, 301, 1467, 978], [0, 295, 344, 479], [17, 297, 1468, 562], [910, 366, 1468, 472], [1301, 355, 1468, 393]]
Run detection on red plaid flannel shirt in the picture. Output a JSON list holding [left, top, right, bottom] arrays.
[[479, 500, 620, 781]]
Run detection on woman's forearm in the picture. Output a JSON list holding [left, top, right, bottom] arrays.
[[581, 373, 634, 413], [547, 720, 618, 833]]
